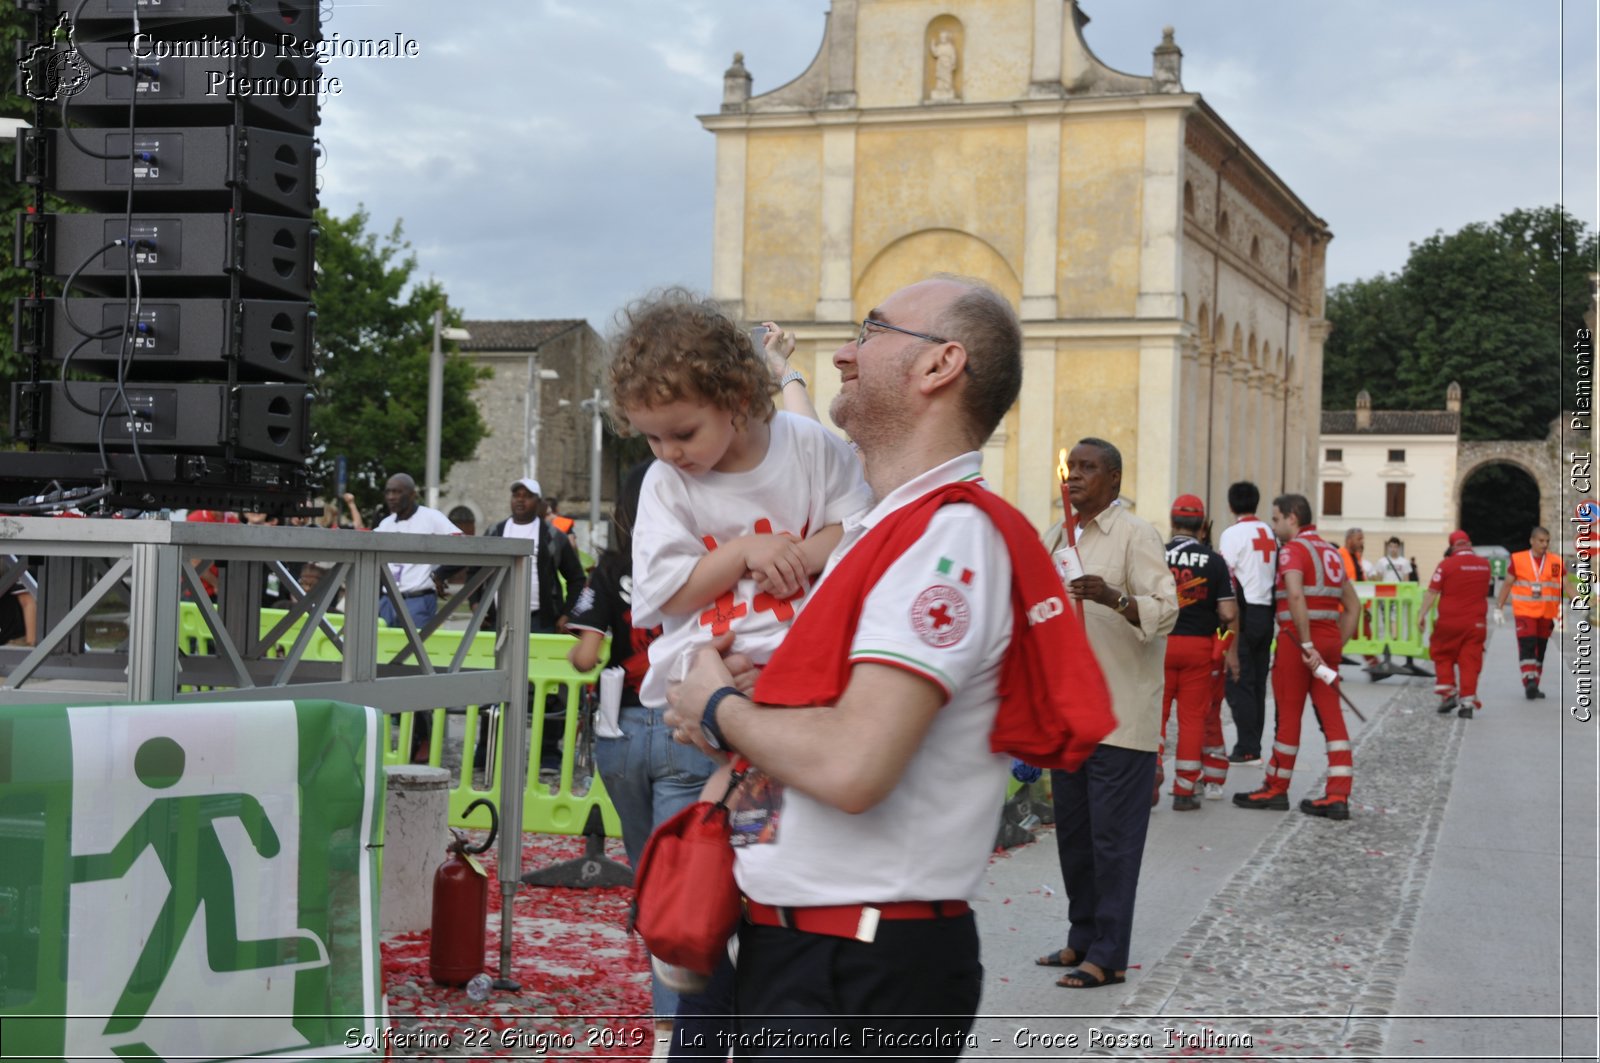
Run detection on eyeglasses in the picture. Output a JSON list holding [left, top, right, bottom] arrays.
[[856, 317, 947, 348]]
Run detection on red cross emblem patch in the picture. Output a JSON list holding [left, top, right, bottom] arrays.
[[910, 585, 971, 648]]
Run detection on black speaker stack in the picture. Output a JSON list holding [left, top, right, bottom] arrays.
[[6, 0, 321, 514]]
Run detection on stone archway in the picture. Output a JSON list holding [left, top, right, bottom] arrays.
[[1455, 415, 1567, 540]]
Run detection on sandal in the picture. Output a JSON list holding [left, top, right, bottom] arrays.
[[1055, 965, 1126, 989], [1034, 948, 1085, 968]]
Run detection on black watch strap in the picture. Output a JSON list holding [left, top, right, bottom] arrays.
[[702, 685, 743, 753]]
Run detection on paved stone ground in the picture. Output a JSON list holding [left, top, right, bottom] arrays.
[[974, 623, 1598, 1061]]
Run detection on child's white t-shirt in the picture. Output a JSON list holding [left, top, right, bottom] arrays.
[[631, 411, 872, 706]]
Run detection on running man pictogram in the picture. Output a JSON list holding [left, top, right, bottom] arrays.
[[71, 736, 327, 1043]]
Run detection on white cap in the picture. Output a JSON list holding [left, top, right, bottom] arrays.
[[512, 478, 542, 497]]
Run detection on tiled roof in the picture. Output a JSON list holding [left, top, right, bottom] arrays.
[[1321, 410, 1461, 436], [457, 320, 588, 351]]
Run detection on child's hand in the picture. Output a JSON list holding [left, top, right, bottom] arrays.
[[743, 533, 807, 599], [757, 320, 796, 379]]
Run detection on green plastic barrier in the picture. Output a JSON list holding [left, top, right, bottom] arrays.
[[449, 653, 622, 838], [1343, 582, 1434, 660], [175, 604, 620, 835]]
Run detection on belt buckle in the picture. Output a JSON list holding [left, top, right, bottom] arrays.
[[854, 906, 880, 943]]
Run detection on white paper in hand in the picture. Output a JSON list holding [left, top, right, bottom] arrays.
[[596, 666, 626, 738]]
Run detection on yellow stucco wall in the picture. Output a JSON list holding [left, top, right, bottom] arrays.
[[1058, 342, 1143, 501], [855, 0, 1033, 108], [743, 131, 823, 322], [1058, 115, 1146, 319], [853, 124, 1027, 288]]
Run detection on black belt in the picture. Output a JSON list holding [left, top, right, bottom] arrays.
[[396, 588, 436, 599]]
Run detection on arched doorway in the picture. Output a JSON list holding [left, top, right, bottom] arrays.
[[1459, 462, 1542, 552]]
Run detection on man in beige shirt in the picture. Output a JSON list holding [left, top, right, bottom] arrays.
[[1035, 437, 1177, 990]]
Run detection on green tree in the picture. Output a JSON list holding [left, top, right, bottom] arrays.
[[310, 207, 488, 514], [1323, 205, 1596, 440]]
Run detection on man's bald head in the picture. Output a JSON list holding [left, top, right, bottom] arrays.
[[927, 275, 1022, 444]]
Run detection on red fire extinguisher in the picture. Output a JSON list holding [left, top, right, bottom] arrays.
[[429, 797, 498, 986]]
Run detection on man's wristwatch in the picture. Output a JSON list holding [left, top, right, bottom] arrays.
[[701, 686, 742, 754], [1114, 592, 1131, 613], [779, 370, 806, 389]]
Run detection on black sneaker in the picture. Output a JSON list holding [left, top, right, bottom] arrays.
[[1525, 680, 1540, 700], [1436, 695, 1458, 714], [1172, 794, 1201, 811], [1227, 750, 1262, 764], [1458, 703, 1475, 718], [1232, 787, 1289, 810], [1533, 687, 1546, 699], [1299, 795, 1350, 820]]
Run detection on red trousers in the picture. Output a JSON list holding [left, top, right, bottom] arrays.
[[1162, 635, 1226, 795], [1205, 648, 1228, 789], [1266, 626, 1353, 798], [1430, 622, 1486, 704]]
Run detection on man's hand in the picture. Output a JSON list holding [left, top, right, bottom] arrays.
[[1225, 642, 1241, 682], [1492, 608, 1505, 627], [743, 533, 807, 599], [723, 650, 761, 694], [664, 632, 738, 754], [1300, 642, 1326, 671], [1067, 574, 1117, 608]]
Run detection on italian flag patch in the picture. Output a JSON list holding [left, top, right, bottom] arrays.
[[936, 556, 975, 586]]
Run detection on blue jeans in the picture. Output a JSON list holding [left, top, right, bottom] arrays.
[[595, 704, 717, 1017], [379, 591, 436, 630]]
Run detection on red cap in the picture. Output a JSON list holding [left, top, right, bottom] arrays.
[[1171, 494, 1206, 519], [1448, 530, 1471, 550]]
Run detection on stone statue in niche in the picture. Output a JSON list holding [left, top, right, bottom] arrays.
[[929, 30, 959, 101]]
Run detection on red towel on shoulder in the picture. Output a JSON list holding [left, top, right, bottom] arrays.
[[754, 481, 1113, 771]]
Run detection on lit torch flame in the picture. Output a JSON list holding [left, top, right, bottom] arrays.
[[1057, 448, 1069, 484]]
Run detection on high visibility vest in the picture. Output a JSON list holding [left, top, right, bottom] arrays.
[[1276, 532, 1346, 627], [1508, 550, 1564, 620]]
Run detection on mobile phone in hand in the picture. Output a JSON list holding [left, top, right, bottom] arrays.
[[750, 325, 769, 351]]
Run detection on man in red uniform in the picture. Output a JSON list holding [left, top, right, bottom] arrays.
[[1494, 526, 1565, 699], [1233, 493, 1361, 820], [1160, 495, 1239, 811], [1419, 530, 1492, 718]]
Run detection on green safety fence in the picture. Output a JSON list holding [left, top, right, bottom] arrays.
[[177, 602, 620, 837], [1342, 581, 1435, 659], [0, 698, 383, 1058]]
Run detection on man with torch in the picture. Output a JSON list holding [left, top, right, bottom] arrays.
[[1037, 439, 1178, 990]]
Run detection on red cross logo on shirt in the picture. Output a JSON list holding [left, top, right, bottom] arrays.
[[752, 589, 802, 623], [700, 592, 747, 635], [929, 602, 954, 628], [1251, 528, 1276, 563]]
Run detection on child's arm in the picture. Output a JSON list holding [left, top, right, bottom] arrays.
[[797, 524, 842, 575], [750, 524, 842, 597], [658, 533, 805, 615]]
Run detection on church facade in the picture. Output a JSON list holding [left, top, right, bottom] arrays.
[[700, 0, 1331, 528]]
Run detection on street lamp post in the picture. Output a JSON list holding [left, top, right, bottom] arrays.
[[581, 389, 609, 545], [426, 311, 472, 511], [526, 363, 560, 482]]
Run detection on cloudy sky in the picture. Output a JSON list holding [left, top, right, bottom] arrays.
[[313, 0, 1597, 330]]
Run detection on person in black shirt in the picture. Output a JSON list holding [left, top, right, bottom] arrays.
[[1160, 495, 1239, 811], [567, 462, 661, 729]]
